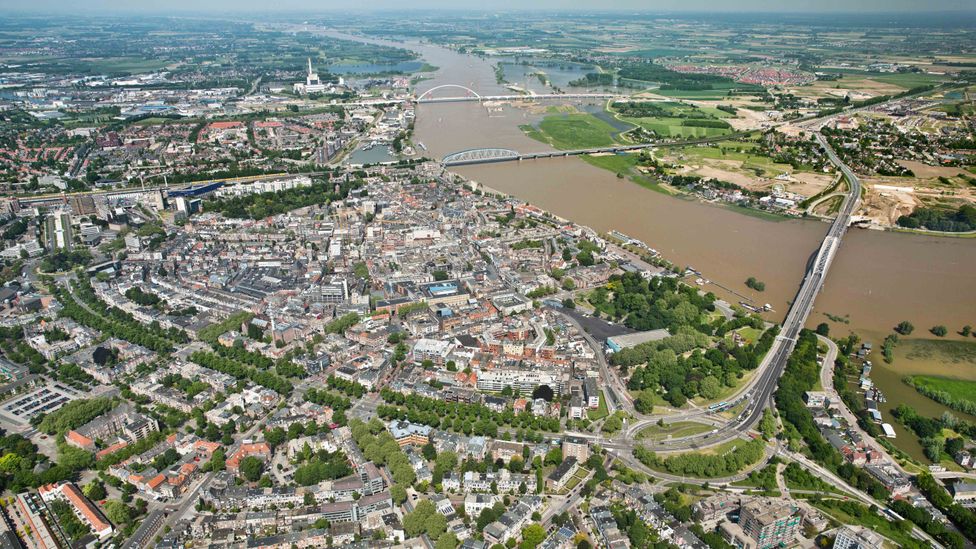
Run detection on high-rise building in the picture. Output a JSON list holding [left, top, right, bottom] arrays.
[[562, 436, 590, 462], [722, 498, 801, 549]]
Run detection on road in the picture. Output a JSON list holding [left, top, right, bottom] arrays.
[[816, 334, 909, 477], [572, 130, 862, 458], [780, 448, 944, 549]]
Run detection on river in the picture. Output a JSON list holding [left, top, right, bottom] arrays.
[[320, 28, 976, 460]]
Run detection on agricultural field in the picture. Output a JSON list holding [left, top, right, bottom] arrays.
[[612, 100, 735, 139]]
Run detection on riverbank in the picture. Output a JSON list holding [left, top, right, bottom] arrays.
[[859, 335, 976, 462]]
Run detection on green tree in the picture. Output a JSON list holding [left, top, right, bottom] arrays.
[[815, 323, 830, 336], [699, 376, 721, 400], [83, 480, 106, 501], [520, 524, 546, 549], [895, 321, 915, 335], [931, 325, 948, 337], [391, 484, 407, 505], [436, 532, 459, 549], [238, 456, 264, 482]]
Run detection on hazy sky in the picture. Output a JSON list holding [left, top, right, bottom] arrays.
[[1, 0, 973, 12]]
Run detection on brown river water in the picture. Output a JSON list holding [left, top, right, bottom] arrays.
[[324, 29, 976, 460]]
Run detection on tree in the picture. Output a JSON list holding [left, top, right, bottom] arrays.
[[422, 442, 437, 461], [391, 484, 407, 505], [699, 376, 721, 400], [815, 323, 830, 336], [895, 321, 915, 335], [436, 532, 459, 549], [760, 408, 777, 440], [520, 524, 546, 549], [103, 500, 133, 525], [962, 325, 972, 337], [931, 325, 948, 337], [634, 390, 656, 414], [239, 456, 264, 482], [83, 480, 106, 501], [531, 385, 554, 402]]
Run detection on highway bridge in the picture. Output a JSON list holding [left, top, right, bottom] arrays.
[[441, 132, 752, 167], [611, 131, 860, 453]]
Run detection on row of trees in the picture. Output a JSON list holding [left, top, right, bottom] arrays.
[[189, 350, 293, 395], [917, 472, 976, 544], [206, 177, 363, 220], [35, 397, 115, 435], [632, 438, 765, 478], [378, 388, 560, 435], [904, 377, 976, 416], [55, 282, 184, 353]]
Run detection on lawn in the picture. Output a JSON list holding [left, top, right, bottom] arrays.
[[527, 113, 621, 149], [581, 153, 638, 174], [637, 421, 713, 441], [588, 391, 609, 421], [810, 499, 925, 549]]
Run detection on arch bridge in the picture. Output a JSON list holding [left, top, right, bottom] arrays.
[[442, 148, 520, 166], [416, 84, 483, 102]]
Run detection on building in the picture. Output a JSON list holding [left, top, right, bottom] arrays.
[[15, 492, 60, 549], [226, 442, 272, 474], [477, 368, 564, 395], [606, 329, 670, 353], [464, 494, 497, 517], [832, 526, 884, 549], [545, 457, 578, 492], [65, 403, 159, 451], [721, 498, 800, 549], [562, 436, 590, 463], [45, 212, 73, 251], [412, 339, 455, 366], [38, 482, 114, 540], [583, 377, 600, 409], [294, 58, 341, 95], [389, 421, 431, 447], [950, 482, 976, 508]]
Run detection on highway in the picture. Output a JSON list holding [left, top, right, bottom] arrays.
[[442, 132, 751, 167], [577, 131, 862, 455]]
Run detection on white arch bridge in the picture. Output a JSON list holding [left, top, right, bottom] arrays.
[[416, 84, 483, 103], [414, 83, 623, 104]]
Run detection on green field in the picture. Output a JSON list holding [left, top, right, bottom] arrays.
[[637, 421, 713, 441], [869, 72, 947, 89], [615, 101, 733, 138], [665, 142, 795, 178], [654, 82, 762, 100], [525, 113, 621, 149], [624, 117, 731, 138], [907, 375, 976, 406]]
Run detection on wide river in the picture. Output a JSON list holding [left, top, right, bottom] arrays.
[[323, 29, 976, 457]]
